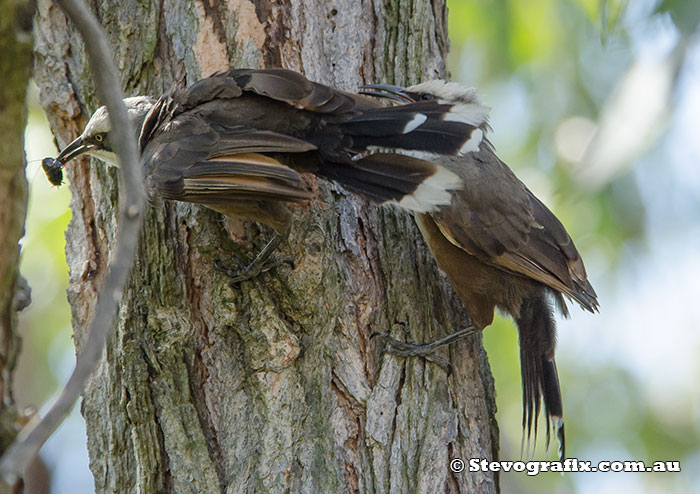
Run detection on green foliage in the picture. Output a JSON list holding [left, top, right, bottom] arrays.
[[448, 0, 698, 491], [17, 85, 72, 407], [656, 0, 700, 35]]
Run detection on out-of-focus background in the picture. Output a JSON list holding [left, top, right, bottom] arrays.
[[18, 0, 699, 492]]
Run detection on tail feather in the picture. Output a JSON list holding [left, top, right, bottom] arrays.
[[319, 153, 461, 213], [516, 292, 566, 461], [341, 103, 486, 156], [542, 358, 565, 459]]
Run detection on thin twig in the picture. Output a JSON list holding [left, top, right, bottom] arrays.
[[0, 0, 144, 484]]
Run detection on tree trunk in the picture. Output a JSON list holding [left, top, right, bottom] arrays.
[[33, 0, 498, 492], [0, 0, 33, 475]]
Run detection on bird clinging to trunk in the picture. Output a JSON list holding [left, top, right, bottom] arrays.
[[362, 80, 599, 461], [48, 68, 483, 280]]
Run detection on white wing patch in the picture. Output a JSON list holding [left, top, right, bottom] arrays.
[[459, 128, 484, 155], [403, 113, 428, 134], [393, 165, 462, 213]]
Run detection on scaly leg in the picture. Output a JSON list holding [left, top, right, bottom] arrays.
[[214, 202, 295, 284], [215, 233, 294, 284], [372, 324, 479, 374]]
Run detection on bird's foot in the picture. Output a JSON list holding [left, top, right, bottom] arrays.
[[371, 324, 479, 375], [214, 254, 294, 285], [215, 232, 293, 285]]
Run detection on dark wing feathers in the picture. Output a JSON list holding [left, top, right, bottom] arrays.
[[181, 175, 312, 204], [319, 153, 440, 203], [236, 68, 313, 101], [232, 68, 376, 113], [175, 73, 244, 109], [187, 155, 303, 185], [209, 126, 317, 155], [342, 103, 482, 155], [149, 68, 478, 157], [348, 124, 481, 157], [139, 69, 476, 215], [525, 193, 598, 310], [141, 113, 312, 206], [344, 153, 437, 185], [154, 152, 311, 205]]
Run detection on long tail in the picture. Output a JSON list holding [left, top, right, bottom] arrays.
[[340, 102, 487, 156], [318, 152, 461, 213], [516, 292, 566, 461]]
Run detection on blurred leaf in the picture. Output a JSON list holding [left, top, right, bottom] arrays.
[[655, 0, 700, 36], [577, 54, 675, 190], [569, 0, 628, 41], [600, 0, 628, 40], [509, 0, 560, 62], [572, 0, 601, 21], [448, 0, 512, 74], [447, 0, 700, 491]]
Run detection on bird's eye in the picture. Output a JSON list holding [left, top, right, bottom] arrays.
[[421, 93, 434, 101], [94, 134, 104, 142]]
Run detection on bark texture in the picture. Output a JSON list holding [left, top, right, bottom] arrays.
[[0, 0, 33, 464], [33, 0, 499, 492]]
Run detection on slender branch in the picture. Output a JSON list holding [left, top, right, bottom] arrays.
[[0, 0, 144, 484]]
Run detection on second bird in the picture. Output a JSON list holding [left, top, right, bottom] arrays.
[[362, 80, 599, 461]]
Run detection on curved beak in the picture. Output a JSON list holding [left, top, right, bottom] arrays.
[[359, 83, 416, 103], [56, 135, 94, 164]]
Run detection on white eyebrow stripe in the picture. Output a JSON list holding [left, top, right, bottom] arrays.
[[442, 103, 490, 127]]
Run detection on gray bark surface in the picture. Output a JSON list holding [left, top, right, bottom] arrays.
[[33, 0, 499, 492]]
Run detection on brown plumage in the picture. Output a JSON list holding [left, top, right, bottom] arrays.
[[48, 69, 487, 280], [362, 81, 599, 460], [51, 68, 483, 233]]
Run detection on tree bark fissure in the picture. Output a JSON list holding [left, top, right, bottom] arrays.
[[183, 226, 230, 490], [33, 0, 499, 492]]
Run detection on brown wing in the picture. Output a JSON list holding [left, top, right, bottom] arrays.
[[179, 153, 312, 204], [142, 115, 313, 206], [232, 68, 380, 113], [430, 150, 598, 312], [141, 69, 374, 166], [148, 69, 481, 158], [175, 68, 380, 115]]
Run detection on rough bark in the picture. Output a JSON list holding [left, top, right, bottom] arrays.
[[33, 0, 499, 492], [0, 0, 33, 473]]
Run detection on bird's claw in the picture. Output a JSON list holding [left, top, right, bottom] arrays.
[[372, 331, 453, 375], [214, 255, 294, 285], [372, 324, 479, 375]]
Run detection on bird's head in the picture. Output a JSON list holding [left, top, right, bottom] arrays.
[[360, 80, 489, 129], [361, 80, 480, 105], [56, 96, 155, 166]]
